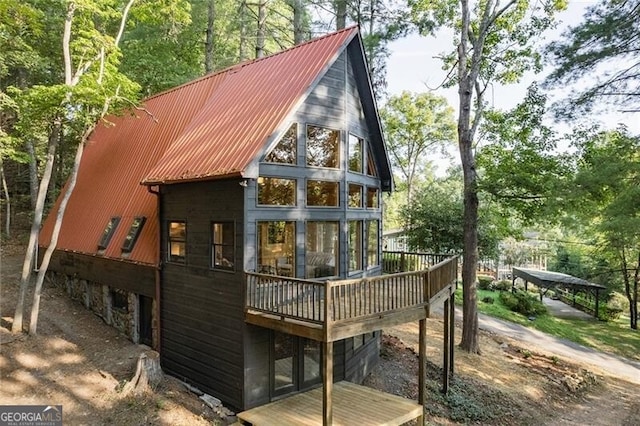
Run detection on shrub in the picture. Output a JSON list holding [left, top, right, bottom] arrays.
[[493, 280, 512, 292], [477, 275, 494, 290], [481, 296, 495, 304], [499, 290, 547, 317], [607, 292, 629, 312]]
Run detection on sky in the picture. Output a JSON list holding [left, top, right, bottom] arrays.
[[384, 1, 640, 139]]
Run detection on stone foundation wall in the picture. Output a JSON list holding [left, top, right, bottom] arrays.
[[47, 271, 156, 348]]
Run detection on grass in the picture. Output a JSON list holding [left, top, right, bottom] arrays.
[[456, 288, 640, 361]]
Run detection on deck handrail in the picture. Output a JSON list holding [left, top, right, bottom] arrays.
[[382, 251, 453, 273], [245, 255, 459, 326], [245, 272, 326, 324]]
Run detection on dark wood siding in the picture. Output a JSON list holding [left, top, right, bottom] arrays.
[[47, 251, 155, 297], [160, 178, 245, 410], [345, 331, 381, 383]]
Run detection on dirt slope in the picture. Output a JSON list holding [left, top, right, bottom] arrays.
[[2, 241, 639, 425]]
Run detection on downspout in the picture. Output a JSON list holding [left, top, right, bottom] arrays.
[[147, 185, 162, 354]]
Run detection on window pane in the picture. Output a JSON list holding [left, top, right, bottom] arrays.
[[274, 332, 295, 390], [168, 221, 186, 263], [258, 221, 295, 276], [122, 216, 146, 253], [367, 220, 379, 268], [348, 221, 362, 272], [348, 184, 362, 208], [265, 123, 297, 164], [366, 145, 377, 176], [307, 180, 339, 207], [366, 187, 379, 209], [98, 217, 121, 250], [212, 222, 234, 270], [258, 177, 296, 206], [306, 222, 339, 278], [306, 125, 340, 168], [303, 339, 321, 383], [169, 222, 186, 239], [348, 134, 363, 173]]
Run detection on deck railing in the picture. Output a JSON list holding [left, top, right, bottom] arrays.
[[246, 255, 459, 326], [382, 251, 452, 273], [245, 273, 326, 323]]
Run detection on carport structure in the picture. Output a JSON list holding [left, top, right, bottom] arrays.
[[512, 267, 606, 319]]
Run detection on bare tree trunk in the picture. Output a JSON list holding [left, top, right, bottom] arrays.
[[334, 0, 347, 30], [205, 0, 215, 73], [457, 0, 479, 354], [29, 131, 87, 335], [12, 124, 61, 333], [256, 0, 267, 58], [0, 158, 10, 238], [290, 0, 305, 44], [26, 141, 38, 209], [239, 1, 248, 61]]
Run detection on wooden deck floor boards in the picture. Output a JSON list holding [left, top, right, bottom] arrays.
[[237, 381, 423, 426]]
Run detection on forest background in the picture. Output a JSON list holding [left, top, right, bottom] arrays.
[[0, 0, 638, 346]]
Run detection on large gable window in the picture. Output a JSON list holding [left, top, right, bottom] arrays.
[[366, 144, 377, 176], [265, 123, 297, 164], [307, 180, 338, 207], [366, 220, 379, 268], [348, 221, 362, 272], [306, 221, 339, 278], [258, 177, 296, 206], [212, 222, 234, 271], [348, 134, 363, 173], [366, 187, 379, 209], [98, 217, 121, 250], [168, 221, 186, 264], [348, 184, 362, 208], [306, 125, 340, 168], [258, 221, 295, 276]]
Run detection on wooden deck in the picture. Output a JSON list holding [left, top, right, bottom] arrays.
[[242, 254, 459, 425], [245, 256, 458, 342], [237, 381, 423, 426]]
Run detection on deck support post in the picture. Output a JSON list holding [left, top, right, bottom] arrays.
[[418, 318, 427, 426], [323, 341, 333, 426], [595, 289, 600, 320], [449, 291, 455, 376], [442, 298, 450, 394]]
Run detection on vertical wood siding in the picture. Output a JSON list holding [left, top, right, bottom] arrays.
[[160, 179, 245, 409]]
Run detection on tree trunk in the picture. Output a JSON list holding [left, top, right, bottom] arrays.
[[26, 141, 38, 210], [205, 0, 215, 73], [621, 249, 638, 330], [290, 0, 305, 44], [255, 0, 267, 58], [335, 0, 347, 30], [239, 1, 248, 61], [12, 123, 61, 333], [122, 351, 163, 395], [29, 133, 86, 335], [457, 0, 480, 354], [0, 158, 10, 238]]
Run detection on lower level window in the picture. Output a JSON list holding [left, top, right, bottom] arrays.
[[306, 221, 339, 278], [212, 222, 235, 271], [111, 289, 128, 312], [258, 221, 295, 276]]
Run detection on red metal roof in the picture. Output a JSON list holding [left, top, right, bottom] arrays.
[[39, 27, 358, 265]]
